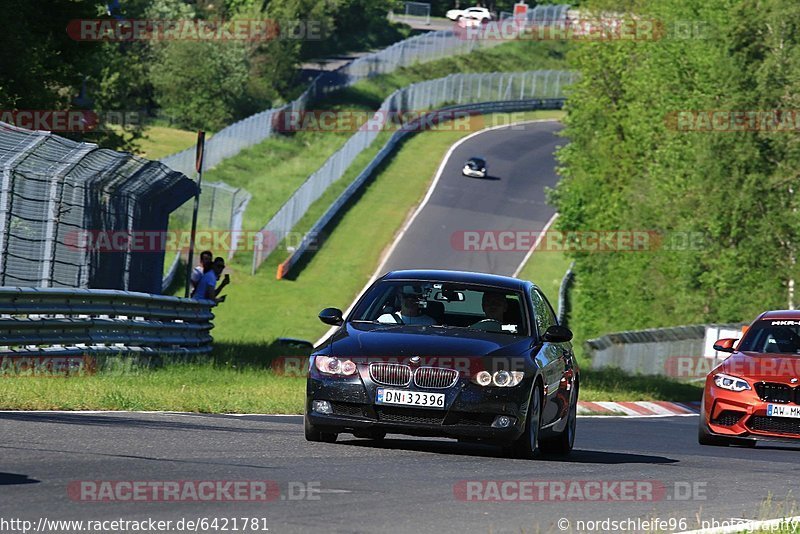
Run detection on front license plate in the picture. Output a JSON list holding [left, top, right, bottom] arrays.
[[376, 388, 445, 409], [767, 404, 800, 419]]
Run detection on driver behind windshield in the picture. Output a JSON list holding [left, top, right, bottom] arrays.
[[480, 291, 507, 323], [377, 287, 436, 326]]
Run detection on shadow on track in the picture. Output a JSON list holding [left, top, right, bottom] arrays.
[[464, 175, 501, 181], [338, 438, 677, 464], [0, 472, 40, 485], [0, 412, 285, 434]]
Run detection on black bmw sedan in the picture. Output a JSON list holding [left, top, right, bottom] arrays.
[[305, 269, 578, 458]]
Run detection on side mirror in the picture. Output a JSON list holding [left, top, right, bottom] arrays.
[[713, 338, 738, 353], [543, 324, 572, 343], [318, 307, 343, 326]]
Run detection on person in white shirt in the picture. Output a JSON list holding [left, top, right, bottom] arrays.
[[190, 250, 213, 295], [378, 288, 436, 325]]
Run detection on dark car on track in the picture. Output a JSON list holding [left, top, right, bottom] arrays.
[[700, 310, 800, 446], [305, 269, 579, 458], [462, 156, 487, 178]]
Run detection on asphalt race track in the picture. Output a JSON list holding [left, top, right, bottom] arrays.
[[2, 412, 799, 533], [381, 120, 563, 276]]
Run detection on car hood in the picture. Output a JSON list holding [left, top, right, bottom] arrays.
[[718, 351, 800, 382], [323, 323, 531, 361]]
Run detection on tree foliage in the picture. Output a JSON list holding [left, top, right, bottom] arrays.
[[552, 0, 800, 340], [0, 0, 406, 140]]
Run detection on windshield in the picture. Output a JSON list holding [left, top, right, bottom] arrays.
[[466, 158, 486, 169], [738, 320, 800, 354], [351, 280, 528, 336]]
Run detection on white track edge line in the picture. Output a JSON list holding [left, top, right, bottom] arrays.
[[512, 212, 559, 278]]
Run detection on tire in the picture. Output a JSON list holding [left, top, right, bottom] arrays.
[[509, 383, 543, 459], [540, 383, 578, 455], [698, 417, 727, 446], [304, 417, 337, 443], [698, 416, 755, 447]]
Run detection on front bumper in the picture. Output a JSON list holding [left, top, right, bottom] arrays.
[[462, 167, 486, 178], [704, 383, 800, 442], [306, 374, 531, 442]]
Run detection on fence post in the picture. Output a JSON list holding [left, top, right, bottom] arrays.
[[558, 261, 575, 327]]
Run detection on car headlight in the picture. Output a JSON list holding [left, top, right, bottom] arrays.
[[472, 370, 524, 387], [713, 373, 750, 392], [314, 356, 358, 376]]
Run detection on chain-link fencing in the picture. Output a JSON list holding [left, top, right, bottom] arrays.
[[252, 69, 577, 273], [0, 122, 196, 294], [161, 181, 251, 291], [389, 2, 432, 26]]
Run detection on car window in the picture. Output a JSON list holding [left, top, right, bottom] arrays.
[[529, 288, 556, 338], [351, 280, 528, 335], [739, 321, 800, 354]]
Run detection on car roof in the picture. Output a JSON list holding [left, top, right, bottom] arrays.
[[381, 269, 529, 291], [756, 310, 800, 320]]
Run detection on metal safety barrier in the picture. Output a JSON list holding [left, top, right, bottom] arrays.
[[0, 287, 215, 358], [585, 322, 748, 377], [557, 261, 575, 326]]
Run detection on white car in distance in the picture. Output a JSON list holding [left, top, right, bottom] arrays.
[[446, 6, 493, 22]]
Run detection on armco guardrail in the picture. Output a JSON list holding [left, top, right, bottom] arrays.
[[585, 322, 748, 377], [275, 97, 566, 279], [557, 261, 575, 326], [0, 288, 215, 358], [254, 69, 576, 274]]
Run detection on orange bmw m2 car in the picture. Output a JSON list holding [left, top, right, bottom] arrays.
[[700, 310, 800, 446]]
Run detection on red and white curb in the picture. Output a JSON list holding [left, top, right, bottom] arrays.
[[578, 401, 700, 417]]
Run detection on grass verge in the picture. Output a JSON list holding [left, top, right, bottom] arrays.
[[0, 363, 304, 413], [134, 125, 201, 160], [579, 368, 702, 402], [515, 247, 571, 310]]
